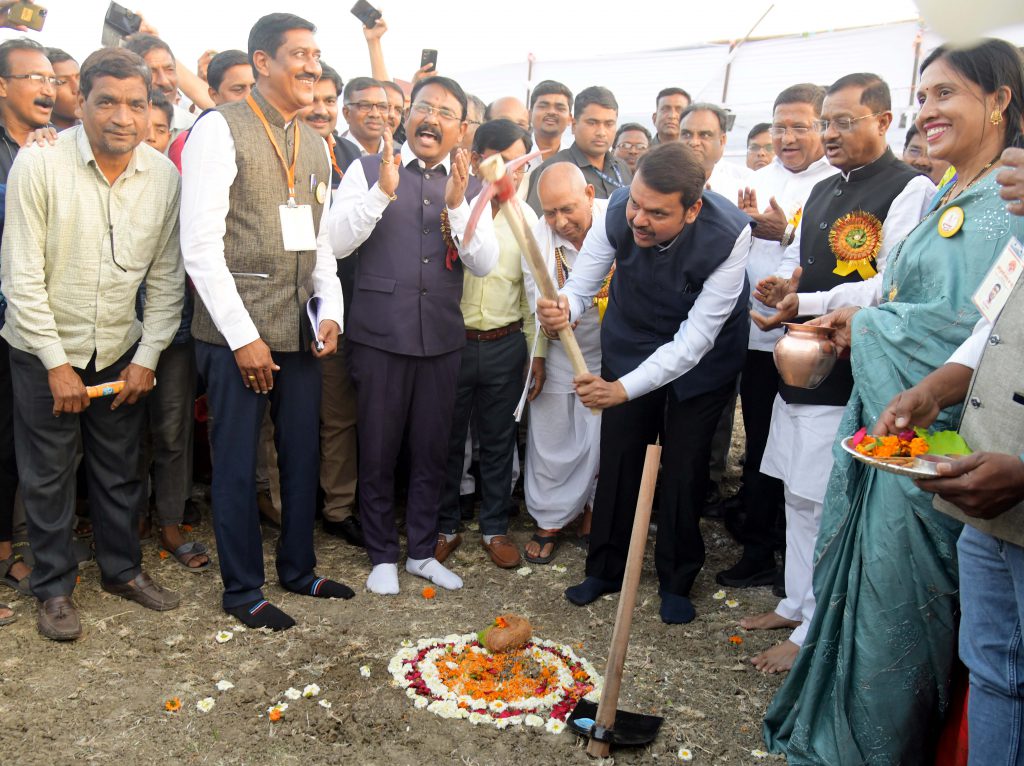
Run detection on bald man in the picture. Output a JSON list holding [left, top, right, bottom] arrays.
[[522, 164, 609, 564], [485, 96, 530, 131]]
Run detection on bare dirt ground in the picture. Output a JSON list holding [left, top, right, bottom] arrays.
[[0, 414, 788, 765]]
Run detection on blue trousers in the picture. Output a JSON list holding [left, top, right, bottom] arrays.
[[958, 524, 1024, 766], [195, 341, 320, 609]]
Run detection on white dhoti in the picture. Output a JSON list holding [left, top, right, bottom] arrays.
[[525, 391, 600, 530], [760, 395, 845, 646]]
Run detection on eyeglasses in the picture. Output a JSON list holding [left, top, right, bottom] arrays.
[[616, 142, 648, 152], [1, 73, 62, 87], [812, 112, 886, 133], [903, 145, 926, 159], [767, 124, 813, 138], [345, 101, 389, 114], [747, 142, 774, 153], [410, 101, 461, 122]]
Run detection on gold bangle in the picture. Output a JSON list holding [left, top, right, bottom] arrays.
[[384, 190, 397, 202]]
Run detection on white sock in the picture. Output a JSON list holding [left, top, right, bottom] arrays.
[[366, 563, 400, 595], [482, 534, 498, 544], [443, 533, 459, 543], [406, 557, 463, 590]]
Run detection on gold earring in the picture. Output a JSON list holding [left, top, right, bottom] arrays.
[[990, 109, 1004, 126]]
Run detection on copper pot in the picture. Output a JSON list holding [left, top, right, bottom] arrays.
[[773, 322, 837, 389]]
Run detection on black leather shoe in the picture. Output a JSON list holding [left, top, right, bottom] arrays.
[[715, 553, 778, 588], [323, 516, 364, 547]]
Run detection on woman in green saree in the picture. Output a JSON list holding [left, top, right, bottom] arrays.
[[764, 39, 1024, 765]]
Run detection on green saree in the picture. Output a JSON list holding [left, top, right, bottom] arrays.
[[764, 173, 1024, 765]]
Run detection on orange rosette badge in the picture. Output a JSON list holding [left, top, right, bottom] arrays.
[[829, 211, 882, 279]]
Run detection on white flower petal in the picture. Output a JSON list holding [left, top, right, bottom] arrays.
[[284, 687, 302, 700], [303, 684, 321, 698], [196, 697, 216, 713], [214, 630, 233, 643], [215, 679, 234, 691], [318, 699, 332, 709], [359, 665, 371, 678]]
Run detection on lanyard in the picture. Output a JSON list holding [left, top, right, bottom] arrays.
[[247, 94, 300, 202], [591, 162, 624, 191]]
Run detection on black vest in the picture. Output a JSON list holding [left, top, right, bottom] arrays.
[[346, 154, 482, 357], [781, 149, 921, 406], [600, 187, 752, 402]]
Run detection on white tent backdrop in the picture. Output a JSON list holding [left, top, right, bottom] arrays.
[[451, 20, 1024, 160]]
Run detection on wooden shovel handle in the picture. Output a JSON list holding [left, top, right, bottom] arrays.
[[587, 442, 662, 758]]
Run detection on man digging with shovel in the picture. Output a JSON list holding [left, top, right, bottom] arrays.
[[537, 142, 753, 625]]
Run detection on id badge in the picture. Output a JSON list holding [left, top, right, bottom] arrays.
[[279, 203, 317, 251], [972, 236, 1023, 322]]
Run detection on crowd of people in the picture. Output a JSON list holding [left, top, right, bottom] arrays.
[[0, 6, 1023, 763]]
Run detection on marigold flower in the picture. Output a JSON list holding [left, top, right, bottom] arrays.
[[164, 697, 182, 713], [158, 550, 169, 559], [728, 635, 744, 645], [268, 708, 282, 722], [422, 586, 436, 599]]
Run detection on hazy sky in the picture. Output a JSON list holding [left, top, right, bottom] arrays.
[[2, 0, 929, 82]]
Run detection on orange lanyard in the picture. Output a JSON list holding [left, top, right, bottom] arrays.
[[328, 136, 343, 179], [246, 94, 300, 202]]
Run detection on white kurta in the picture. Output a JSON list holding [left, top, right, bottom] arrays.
[[522, 201, 607, 529]]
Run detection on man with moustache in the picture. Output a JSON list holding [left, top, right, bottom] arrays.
[[526, 86, 631, 215], [680, 102, 751, 202], [0, 37, 59, 620], [336, 76, 389, 172], [715, 84, 837, 593], [742, 73, 934, 673], [522, 163, 607, 564], [124, 34, 197, 138], [651, 86, 690, 145], [44, 47, 78, 131], [529, 81, 572, 165], [1, 47, 184, 640], [537, 142, 753, 624], [329, 75, 498, 596], [181, 13, 353, 631]]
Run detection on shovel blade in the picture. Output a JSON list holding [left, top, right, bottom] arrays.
[[567, 699, 663, 747]]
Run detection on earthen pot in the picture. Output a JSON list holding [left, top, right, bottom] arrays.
[[773, 322, 837, 389]]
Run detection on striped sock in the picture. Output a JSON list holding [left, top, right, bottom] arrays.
[[226, 599, 295, 631]]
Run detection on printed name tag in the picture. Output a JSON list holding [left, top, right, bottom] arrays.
[[279, 204, 317, 251], [973, 236, 1023, 323]]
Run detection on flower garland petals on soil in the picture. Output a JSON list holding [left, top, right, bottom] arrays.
[[389, 632, 602, 731]]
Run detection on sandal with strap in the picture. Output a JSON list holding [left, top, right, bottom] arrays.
[[162, 541, 211, 573], [0, 603, 16, 626], [0, 554, 32, 596], [524, 533, 559, 565]]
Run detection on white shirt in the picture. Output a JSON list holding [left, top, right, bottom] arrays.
[[705, 160, 752, 206], [948, 316, 991, 369], [179, 110, 344, 350], [342, 132, 382, 156], [786, 172, 936, 315], [526, 200, 608, 392], [746, 155, 838, 351], [328, 141, 498, 276], [561, 206, 752, 400]]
